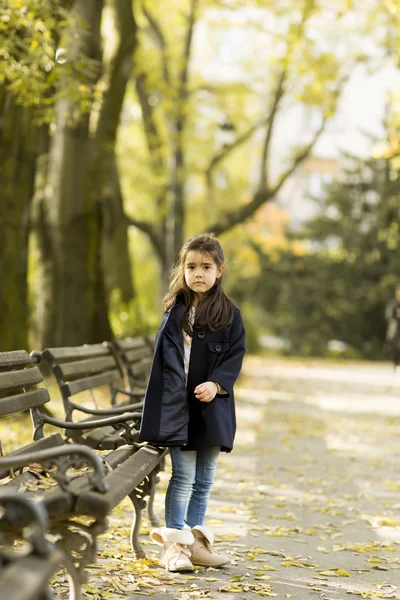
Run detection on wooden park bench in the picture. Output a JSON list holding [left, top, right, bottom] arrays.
[[34, 339, 162, 529], [32, 341, 148, 451], [0, 350, 167, 595]]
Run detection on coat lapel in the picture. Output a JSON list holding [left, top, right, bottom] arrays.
[[163, 303, 185, 362]]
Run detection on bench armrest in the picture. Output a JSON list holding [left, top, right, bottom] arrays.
[[42, 411, 142, 430], [128, 379, 147, 389], [115, 387, 145, 397], [32, 408, 142, 442], [69, 400, 144, 417]]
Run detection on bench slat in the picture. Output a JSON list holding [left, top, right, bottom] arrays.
[[63, 369, 121, 397], [0, 434, 64, 479], [0, 367, 43, 393], [0, 388, 50, 417], [130, 358, 152, 377], [3, 470, 43, 492], [74, 445, 166, 518], [124, 346, 152, 364], [116, 338, 146, 351], [104, 445, 135, 470], [42, 344, 109, 363], [54, 356, 117, 381], [0, 350, 33, 370]]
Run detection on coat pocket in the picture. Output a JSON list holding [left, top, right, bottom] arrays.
[[208, 341, 230, 354]]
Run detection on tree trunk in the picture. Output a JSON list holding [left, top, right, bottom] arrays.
[[0, 92, 36, 350], [93, 198, 114, 341], [31, 126, 51, 347], [44, 101, 95, 345], [102, 157, 135, 302], [37, 0, 107, 347], [94, 0, 137, 305]]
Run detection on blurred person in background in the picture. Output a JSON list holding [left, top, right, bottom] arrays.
[[385, 286, 400, 374]]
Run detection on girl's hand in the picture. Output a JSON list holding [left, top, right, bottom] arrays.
[[194, 381, 218, 402]]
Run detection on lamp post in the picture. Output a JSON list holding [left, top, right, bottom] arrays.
[[213, 115, 236, 190], [215, 115, 236, 150]]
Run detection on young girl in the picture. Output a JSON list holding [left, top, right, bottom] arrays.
[[139, 233, 246, 572]]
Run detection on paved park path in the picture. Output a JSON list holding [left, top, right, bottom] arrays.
[[81, 357, 400, 600]]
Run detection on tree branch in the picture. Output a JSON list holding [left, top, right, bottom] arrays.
[[208, 120, 327, 236], [189, 84, 224, 96], [135, 72, 164, 167], [166, 0, 198, 260], [123, 213, 166, 264], [259, 69, 287, 189], [94, 0, 136, 153], [179, 0, 197, 94], [207, 3, 330, 236], [206, 117, 270, 178], [142, 5, 170, 86], [258, 0, 316, 190], [210, 188, 274, 236], [205, 116, 270, 206], [271, 121, 326, 198]]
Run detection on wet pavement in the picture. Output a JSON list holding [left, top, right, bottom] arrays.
[[82, 357, 400, 600]]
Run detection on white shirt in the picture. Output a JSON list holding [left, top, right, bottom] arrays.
[[182, 307, 196, 379]]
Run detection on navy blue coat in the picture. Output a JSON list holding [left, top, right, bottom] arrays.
[[138, 302, 246, 452]]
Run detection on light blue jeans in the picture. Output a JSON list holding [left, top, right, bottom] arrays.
[[165, 446, 220, 529]]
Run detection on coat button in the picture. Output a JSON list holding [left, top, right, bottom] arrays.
[[215, 344, 222, 352], [198, 332, 205, 340]]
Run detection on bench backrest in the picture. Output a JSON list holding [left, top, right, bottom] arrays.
[[0, 351, 50, 419], [41, 343, 124, 418], [112, 337, 154, 391], [0, 351, 63, 478]]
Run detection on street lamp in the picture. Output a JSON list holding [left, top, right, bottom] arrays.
[[215, 115, 236, 150], [213, 115, 236, 190]]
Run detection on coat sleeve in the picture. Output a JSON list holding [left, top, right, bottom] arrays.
[[209, 308, 246, 398]]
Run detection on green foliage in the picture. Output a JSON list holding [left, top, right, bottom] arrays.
[[0, 0, 100, 122], [119, 0, 365, 253], [109, 229, 162, 336], [232, 149, 400, 358], [239, 301, 262, 354], [4, 0, 398, 349]]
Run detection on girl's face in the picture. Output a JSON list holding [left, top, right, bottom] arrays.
[[184, 251, 224, 299]]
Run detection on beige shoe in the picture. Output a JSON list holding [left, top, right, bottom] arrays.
[[190, 526, 229, 567], [150, 527, 194, 572]]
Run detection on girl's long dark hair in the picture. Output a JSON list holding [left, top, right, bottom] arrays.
[[163, 233, 236, 334]]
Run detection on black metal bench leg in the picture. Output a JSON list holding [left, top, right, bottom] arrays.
[[147, 469, 161, 527], [53, 520, 104, 595], [42, 553, 82, 600], [37, 554, 82, 600], [129, 488, 147, 559], [128, 470, 161, 559], [129, 465, 163, 557], [61, 552, 83, 600]]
